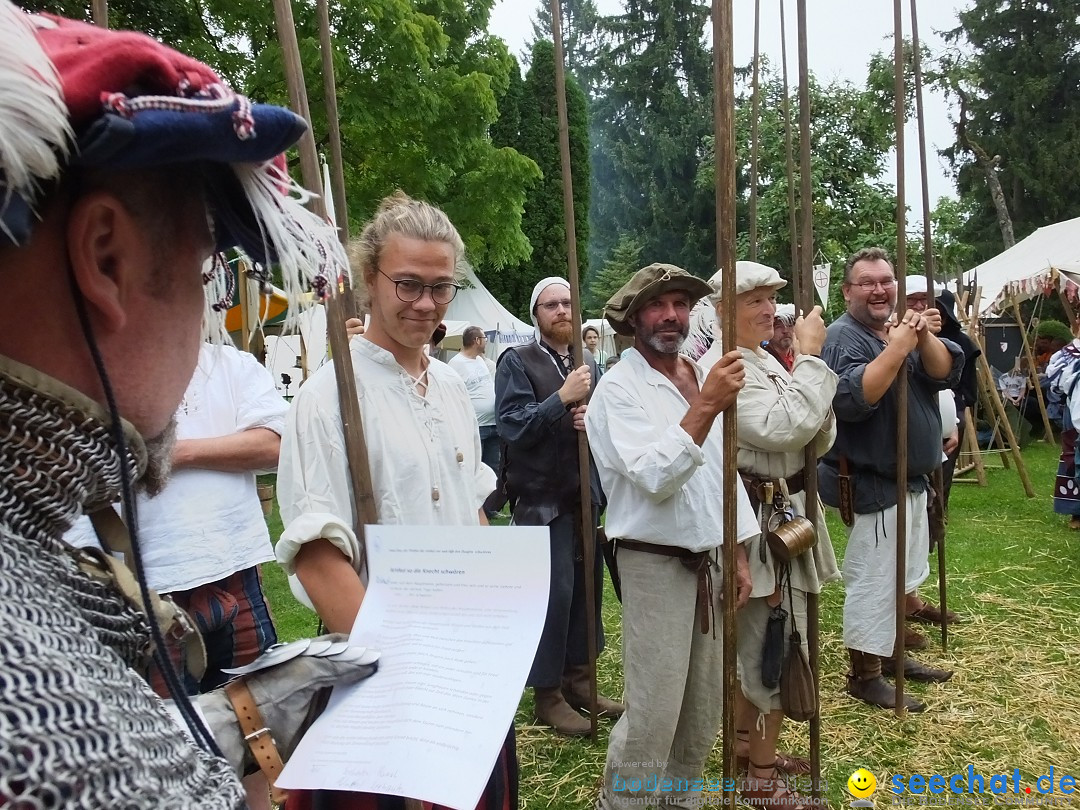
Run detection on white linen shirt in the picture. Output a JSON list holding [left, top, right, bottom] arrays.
[[585, 347, 758, 552], [276, 337, 495, 601], [65, 343, 287, 591]]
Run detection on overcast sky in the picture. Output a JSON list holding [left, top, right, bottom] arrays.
[[489, 0, 970, 228]]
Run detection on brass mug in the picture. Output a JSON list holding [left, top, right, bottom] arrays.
[[765, 511, 817, 563]]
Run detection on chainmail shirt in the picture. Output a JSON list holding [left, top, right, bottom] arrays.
[[0, 357, 244, 808]]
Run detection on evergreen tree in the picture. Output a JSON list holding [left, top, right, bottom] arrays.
[[587, 234, 643, 315], [938, 0, 1080, 262], [485, 39, 590, 320], [588, 0, 715, 278], [530, 0, 603, 97]]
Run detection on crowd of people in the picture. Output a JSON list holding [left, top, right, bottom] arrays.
[[5, 6, 1074, 810]]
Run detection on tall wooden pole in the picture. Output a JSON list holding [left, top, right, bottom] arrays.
[[711, 0, 739, 793], [748, 0, 762, 262], [91, 0, 107, 27], [892, 0, 910, 718], [550, 0, 600, 741], [1011, 296, 1054, 440], [316, 0, 351, 248], [793, 0, 821, 794], [909, 0, 950, 654], [780, 0, 800, 298]]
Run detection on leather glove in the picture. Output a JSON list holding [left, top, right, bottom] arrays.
[[199, 633, 379, 775]]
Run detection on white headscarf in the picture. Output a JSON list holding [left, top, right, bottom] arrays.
[[529, 276, 571, 341]]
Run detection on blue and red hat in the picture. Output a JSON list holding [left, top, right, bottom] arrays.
[[0, 5, 343, 301]]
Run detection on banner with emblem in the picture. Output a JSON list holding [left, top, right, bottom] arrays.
[[813, 263, 832, 311]]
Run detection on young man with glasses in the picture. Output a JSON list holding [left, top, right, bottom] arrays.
[[493, 277, 622, 735], [817, 247, 963, 713], [276, 193, 518, 810]]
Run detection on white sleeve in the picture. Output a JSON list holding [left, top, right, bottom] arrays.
[[274, 385, 362, 608], [231, 349, 289, 436]]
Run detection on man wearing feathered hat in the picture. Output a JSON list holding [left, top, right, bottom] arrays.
[[0, 5, 375, 805], [586, 263, 758, 810]]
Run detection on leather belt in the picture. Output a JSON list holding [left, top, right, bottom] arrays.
[[225, 679, 287, 804], [616, 539, 717, 637], [738, 469, 806, 514]]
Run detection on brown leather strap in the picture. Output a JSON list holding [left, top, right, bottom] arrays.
[[616, 540, 716, 635], [837, 456, 855, 527], [738, 469, 806, 514], [224, 679, 287, 804]]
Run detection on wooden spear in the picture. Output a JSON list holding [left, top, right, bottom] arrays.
[[91, 0, 107, 27], [779, 0, 799, 296], [711, 0, 739, 792], [909, 0, 951, 653], [793, 0, 822, 793], [549, 0, 600, 741], [748, 0, 762, 262], [316, 0, 351, 247], [891, 0, 910, 718], [270, 4, 387, 806]]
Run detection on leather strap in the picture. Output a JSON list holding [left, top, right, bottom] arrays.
[[837, 456, 855, 527], [616, 539, 716, 636], [224, 679, 287, 804]]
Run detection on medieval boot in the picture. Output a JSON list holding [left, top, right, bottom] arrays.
[[534, 686, 591, 736], [846, 649, 926, 713], [562, 664, 625, 719], [904, 626, 929, 650], [882, 655, 953, 683]]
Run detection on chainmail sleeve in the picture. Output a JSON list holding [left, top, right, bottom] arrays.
[[0, 360, 245, 808]]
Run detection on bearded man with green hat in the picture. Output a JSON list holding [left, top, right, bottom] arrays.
[[586, 263, 758, 810]]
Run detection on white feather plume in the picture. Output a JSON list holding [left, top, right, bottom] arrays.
[[0, 2, 71, 235], [233, 160, 349, 324]]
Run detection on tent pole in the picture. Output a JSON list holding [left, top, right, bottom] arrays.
[[1010, 296, 1054, 441]]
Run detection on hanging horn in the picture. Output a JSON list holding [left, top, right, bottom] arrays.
[[549, 0, 600, 741], [711, 0, 739, 790]]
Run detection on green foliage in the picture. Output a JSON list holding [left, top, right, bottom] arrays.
[[483, 38, 590, 320], [937, 0, 1080, 262], [588, 0, 715, 278], [530, 0, 603, 97], [28, 0, 540, 274], [586, 233, 643, 315], [1036, 319, 1072, 343]]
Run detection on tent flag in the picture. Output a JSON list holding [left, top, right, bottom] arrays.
[[812, 263, 831, 311]]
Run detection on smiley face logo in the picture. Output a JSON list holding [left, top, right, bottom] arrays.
[[847, 768, 877, 799]]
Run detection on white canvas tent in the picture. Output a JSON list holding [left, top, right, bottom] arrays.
[[444, 264, 533, 356], [963, 216, 1080, 314]]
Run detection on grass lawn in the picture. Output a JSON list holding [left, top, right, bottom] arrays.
[[259, 441, 1080, 808]]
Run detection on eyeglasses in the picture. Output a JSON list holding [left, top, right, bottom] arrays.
[[378, 268, 462, 304], [537, 299, 573, 313], [851, 279, 896, 292]]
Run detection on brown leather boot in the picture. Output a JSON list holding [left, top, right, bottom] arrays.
[[846, 649, 926, 712], [904, 626, 928, 650], [882, 655, 953, 683], [534, 686, 591, 735], [562, 664, 625, 719]]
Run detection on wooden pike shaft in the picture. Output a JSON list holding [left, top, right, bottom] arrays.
[[909, 0, 950, 653], [892, 0, 910, 718], [316, 0, 351, 249], [793, 0, 822, 793], [91, 0, 107, 27], [711, 0, 739, 790], [748, 0, 762, 262], [780, 0, 799, 302], [549, 0, 600, 742]]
